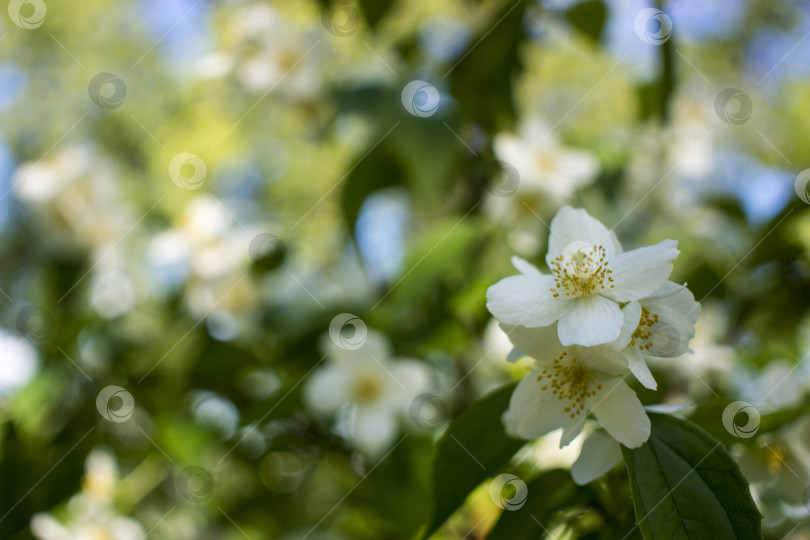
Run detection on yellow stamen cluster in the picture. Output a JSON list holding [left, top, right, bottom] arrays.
[[764, 444, 787, 476], [352, 374, 382, 404], [549, 245, 614, 298], [631, 307, 660, 351], [536, 352, 602, 418]]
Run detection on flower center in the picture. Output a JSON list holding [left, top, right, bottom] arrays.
[[536, 353, 601, 418], [764, 444, 787, 475], [352, 374, 383, 404], [549, 243, 614, 298], [631, 307, 660, 351]]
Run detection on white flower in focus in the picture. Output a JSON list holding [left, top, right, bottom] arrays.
[[501, 324, 650, 450], [487, 206, 679, 346], [616, 281, 701, 391], [303, 329, 432, 457]]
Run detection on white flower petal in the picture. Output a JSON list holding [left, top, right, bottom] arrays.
[[577, 345, 628, 376], [487, 273, 573, 327], [502, 369, 576, 440], [587, 377, 650, 448], [353, 407, 398, 457], [546, 206, 615, 263], [511, 255, 543, 276], [499, 324, 565, 364], [606, 240, 679, 302], [506, 348, 525, 363], [557, 295, 623, 346], [627, 349, 657, 390], [642, 281, 700, 357], [390, 360, 431, 402], [303, 365, 352, 415], [571, 430, 623, 485], [560, 418, 585, 448], [615, 301, 642, 349]]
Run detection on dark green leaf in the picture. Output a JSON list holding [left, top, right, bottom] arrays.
[[448, 0, 529, 131], [487, 468, 591, 539], [564, 0, 607, 43], [622, 413, 762, 540], [688, 397, 809, 449], [357, 0, 395, 28], [422, 383, 523, 538]]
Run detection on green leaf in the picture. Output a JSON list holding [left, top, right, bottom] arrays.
[[564, 0, 608, 43], [487, 469, 591, 539], [422, 383, 523, 538], [622, 413, 762, 540], [688, 397, 809, 449], [448, 0, 529, 131]]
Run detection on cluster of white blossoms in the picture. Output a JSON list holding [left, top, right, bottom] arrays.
[[486, 207, 700, 484]]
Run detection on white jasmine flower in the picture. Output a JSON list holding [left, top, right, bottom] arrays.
[[31, 449, 145, 540], [616, 281, 701, 390], [303, 329, 431, 457], [487, 206, 679, 346], [485, 122, 599, 255], [501, 324, 650, 450], [493, 121, 600, 202]]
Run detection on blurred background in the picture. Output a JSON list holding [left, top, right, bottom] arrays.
[[2, 0, 810, 538]]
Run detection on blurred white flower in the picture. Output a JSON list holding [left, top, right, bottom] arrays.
[[200, 3, 322, 97], [758, 359, 809, 410], [12, 145, 133, 256], [486, 121, 599, 254], [493, 121, 600, 201], [303, 328, 432, 458], [654, 301, 734, 395], [31, 449, 145, 540], [0, 329, 38, 395], [90, 268, 136, 319], [487, 206, 679, 346], [501, 323, 650, 450]]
